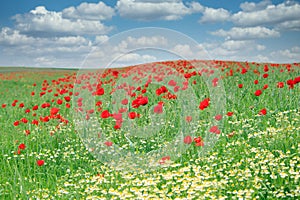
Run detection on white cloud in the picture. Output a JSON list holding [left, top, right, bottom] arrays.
[[197, 39, 269, 62], [240, 0, 272, 12], [270, 46, 300, 62], [199, 7, 231, 23], [171, 44, 209, 59], [62, 1, 115, 21], [126, 36, 168, 47], [275, 19, 300, 31], [0, 27, 35, 45], [221, 40, 251, 51], [116, 0, 203, 21], [0, 26, 93, 68], [34, 57, 56, 67], [256, 44, 266, 51], [117, 53, 157, 63], [211, 26, 280, 40], [94, 35, 110, 44], [232, 1, 300, 27], [13, 6, 112, 37]]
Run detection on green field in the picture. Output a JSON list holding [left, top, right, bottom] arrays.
[[0, 60, 299, 199]]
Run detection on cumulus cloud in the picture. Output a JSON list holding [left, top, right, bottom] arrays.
[[211, 26, 280, 40], [275, 19, 300, 31], [0, 27, 35, 46], [126, 36, 168, 47], [171, 44, 209, 59], [13, 6, 112, 37], [240, 0, 272, 12], [116, 0, 203, 21], [94, 35, 110, 44], [232, 1, 300, 27], [62, 1, 115, 21], [0, 26, 94, 67], [221, 40, 252, 51], [117, 53, 157, 63], [270, 46, 300, 62], [200, 40, 270, 62], [199, 7, 231, 23]]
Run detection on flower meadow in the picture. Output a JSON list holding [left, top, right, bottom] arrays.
[[0, 60, 300, 199]]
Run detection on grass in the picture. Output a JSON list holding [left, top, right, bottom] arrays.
[[0, 60, 299, 199]]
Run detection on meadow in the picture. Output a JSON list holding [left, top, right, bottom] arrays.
[[0, 60, 299, 199]]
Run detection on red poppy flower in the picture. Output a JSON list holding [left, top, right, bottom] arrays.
[[1, 104, 6, 108], [21, 118, 28, 123], [264, 65, 269, 72], [168, 80, 177, 86], [104, 141, 113, 146], [259, 108, 267, 115], [32, 105, 38, 111], [40, 116, 50, 122], [174, 85, 180, 92], [185, 116, 192, 123], [159, 156, 171, 164], [101, 110, 111, 119], [139, 96, 148, 105], [262, 73, 269, 78], [32, 119, 39, 125], [241, 68, 247, 74], [154, 104, 163, 114], [37, 160, 45, 166], [254, 80, 259, 84], [183, 135, 192, 144], [263, 84, 268, 90], [294, 76, 300, 84], [50, 107, 60, 115], [96, 101, 102, 107], [25, 130, 30, 136], [209, 125, 219, 133], [113, 113, 122, 121], [195, 140, 204, 147], [64, 96, 71, 102], [194, 136, 202, 143], [161, 156, 170, 161], [277, 82, 284, 88], [18, 143, 26, 150], [161, 86, 167, 93], [95, 88, 104, 96], [215, 114, 222, 121], [212, 78, 218, 87], [254, 90, 262, 96], [199, 98, 210, 110], [132, 96, 148, 108], [57, 99, 63, 105], [121, 99, 128, 105], [128, 112, 137, 119], [238, 84, 243, 88]]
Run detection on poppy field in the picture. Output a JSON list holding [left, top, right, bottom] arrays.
[[0, 60, 300, 199]]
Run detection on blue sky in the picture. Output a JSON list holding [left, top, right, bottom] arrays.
[[0, 0, 299, 68]]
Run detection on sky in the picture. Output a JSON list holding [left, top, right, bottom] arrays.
[[0, 0, 299, 68]]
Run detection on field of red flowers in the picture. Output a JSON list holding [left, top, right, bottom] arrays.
[[0, 60, 300, 199]]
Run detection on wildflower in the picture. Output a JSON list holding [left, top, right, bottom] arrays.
[[183, 136, 192, 144], [254, 90, 262, 96], [18, 143, 26, 150], [37, 160, 45, 166], [199, 98, 210, 110], [101, 110, 111, 119]]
